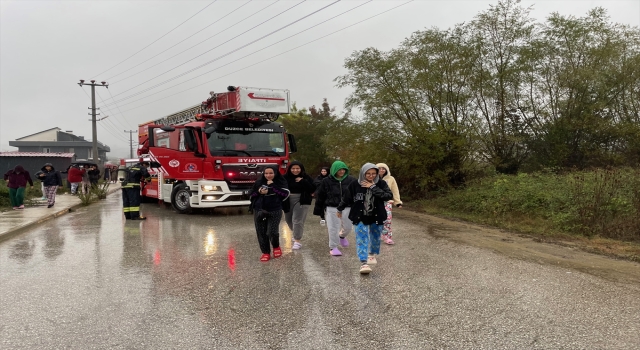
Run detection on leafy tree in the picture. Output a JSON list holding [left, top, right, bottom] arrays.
[[524, 8, 640, 168], [336, 30, 477, 192], [467, 0, 537, 174], [280, 100, 336, 175]]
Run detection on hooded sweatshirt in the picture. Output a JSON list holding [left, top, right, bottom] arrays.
[[39, 163, 63, 187], [250, 166, 290, 212], [337, 163, 392, 225], [376, 163, 402, 206], [284, 161, 316, 205], [4, 165, 34, 189], [313, 160, 357, 216]]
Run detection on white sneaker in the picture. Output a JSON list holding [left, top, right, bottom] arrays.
[[320, 219, 326, 226], [359, 264, 372, 274], [367, 255, 377, 265]]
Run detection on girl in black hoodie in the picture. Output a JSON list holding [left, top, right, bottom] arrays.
[[313, 166, 330, 224], [284, 161, 316, 250], [38, 163, 62, 208], [250, 166, 290, 262], [337, 163, 392, 274]]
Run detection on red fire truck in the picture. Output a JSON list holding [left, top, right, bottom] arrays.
[[136, 86, 297, 214]]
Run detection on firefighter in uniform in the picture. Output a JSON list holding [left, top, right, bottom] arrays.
[[121, 162, 151, 220]]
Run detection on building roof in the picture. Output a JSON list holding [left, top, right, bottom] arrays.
[[0, 152, 75, 158], [15, 127, 61, 140]]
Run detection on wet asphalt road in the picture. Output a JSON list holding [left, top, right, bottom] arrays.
[[1, 193, 640, 349]]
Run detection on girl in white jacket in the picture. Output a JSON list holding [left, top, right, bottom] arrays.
[[375, 163, 402, 244]]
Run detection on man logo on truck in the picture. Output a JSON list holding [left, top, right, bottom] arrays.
[[239, 171, 262, 179]]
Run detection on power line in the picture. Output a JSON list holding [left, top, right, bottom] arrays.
[[101, 0, 339, 107], [96, 90, 134, 131], [99, 0, 373, 111], [110, 1, 414, 116], [101, 0, 312, 103], [80, 87, 130, 143], [106, 0, 265, 82], [93, 1, 218, 78]]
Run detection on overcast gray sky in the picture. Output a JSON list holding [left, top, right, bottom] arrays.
[[1, 0, 639, 158]]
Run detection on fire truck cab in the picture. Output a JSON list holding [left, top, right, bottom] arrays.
[[138, 86, 296, 214]]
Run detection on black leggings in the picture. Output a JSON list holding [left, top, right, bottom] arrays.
[[254, 210, 282, 254]]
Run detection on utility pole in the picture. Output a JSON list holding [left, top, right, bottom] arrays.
[[78, 80, 108, 163], [124, 130, 138, 159]]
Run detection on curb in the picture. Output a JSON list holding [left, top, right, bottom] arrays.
[[0, 185, 121, 242]]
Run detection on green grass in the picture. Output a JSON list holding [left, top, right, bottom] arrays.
[[416, 167, 640, 242]]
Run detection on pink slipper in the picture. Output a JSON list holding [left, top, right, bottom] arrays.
[[329, 248, 342, 256]]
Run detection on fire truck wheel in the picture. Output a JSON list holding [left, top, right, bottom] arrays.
[[171, 183, 192, 214]]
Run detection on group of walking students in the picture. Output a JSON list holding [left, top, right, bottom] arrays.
[[249, 160, 402, 274]]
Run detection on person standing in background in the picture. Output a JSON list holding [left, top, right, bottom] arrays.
[[67, 165, 85, 195], [87, 165, 101, 188], [4, 165, 34, 210], [38, 163, 62, 208], [376, 163, 403, 245], [283, 161, 316, 250], [110, 167, 118, 184], [103, 167, 111, 183], [313, 166, 330, 225]]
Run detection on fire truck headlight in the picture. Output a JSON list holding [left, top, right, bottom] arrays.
[[201, 185, 220, 192]]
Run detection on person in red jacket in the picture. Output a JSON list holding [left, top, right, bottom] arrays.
[[67, 165, 86, 195], [4, 165, 34, 209]]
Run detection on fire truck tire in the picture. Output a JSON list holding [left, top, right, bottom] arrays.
[[171, 184, 192, 214]]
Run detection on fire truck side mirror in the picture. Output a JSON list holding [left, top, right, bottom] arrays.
[[288, 134, 297, 153], [160, 126, 176, 132], [204, 127, 215, 134]]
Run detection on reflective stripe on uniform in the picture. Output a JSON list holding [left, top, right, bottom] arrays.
[[121, 184, 141, 189]]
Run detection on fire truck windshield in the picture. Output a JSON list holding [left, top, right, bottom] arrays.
[[207, 131, 286, 156]]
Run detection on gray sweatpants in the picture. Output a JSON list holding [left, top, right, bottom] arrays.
[[284, 194, 309, 241], [326, 206, 352, 249]]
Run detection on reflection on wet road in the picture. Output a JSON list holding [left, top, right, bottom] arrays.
[[1, 193, 640, 349]]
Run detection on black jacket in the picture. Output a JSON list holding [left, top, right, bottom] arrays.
[[88, 168, 101, 184], [284, 161, 316, 208], [250, 166, 290, 212], [38, 164, 63, 187], [313, 167, 330, 189], [313, 175, 357, 216], [122, 165, 151, 188], [337, 179, 392, 225]]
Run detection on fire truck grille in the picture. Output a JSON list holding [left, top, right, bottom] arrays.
[[223, 164, 277, 188]]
